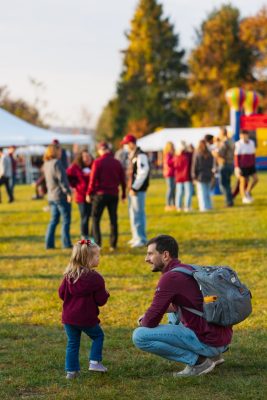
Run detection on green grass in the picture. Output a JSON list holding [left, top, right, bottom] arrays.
[[0, 175, 266, 400]]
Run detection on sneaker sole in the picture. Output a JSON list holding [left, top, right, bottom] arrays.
[[214, 358, 225, 367], [89, 368, 107, 373]]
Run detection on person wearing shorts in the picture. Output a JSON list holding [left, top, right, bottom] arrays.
[[234, 130, 258, 204]]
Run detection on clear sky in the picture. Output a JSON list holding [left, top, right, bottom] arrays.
[[0, 0, 266, 127]]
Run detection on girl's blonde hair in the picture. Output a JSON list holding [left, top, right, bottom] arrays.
[[64, 240, 100, 282], [163, 141, 175, 155], [43, 144, 61, 161]]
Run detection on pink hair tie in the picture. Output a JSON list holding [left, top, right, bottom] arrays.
[[79, 239, 92, 246]]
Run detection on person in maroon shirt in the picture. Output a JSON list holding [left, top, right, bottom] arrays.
[[67, 149, 94, 239], [86, 142, 126, 250], [132, 235, 232, 377], [59, 239, 110, 379]]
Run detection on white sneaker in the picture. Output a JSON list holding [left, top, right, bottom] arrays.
[[245, 192, 254, 202], [89, 361, 108, 372], [242, 196, 252, 204], [130, 241, 146, 248]]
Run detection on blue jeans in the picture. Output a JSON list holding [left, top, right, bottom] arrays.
[[64, 324, 104, 372], [196, 182, 212, 211], [219, 165, 234, 206], [45, 200, 72, 248], [128, 191, 147, 243], [132, 322, 228, 366], [176, 181, 193, 209], [165, 177, 176, 206]]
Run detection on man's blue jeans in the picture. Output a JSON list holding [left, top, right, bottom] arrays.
[[128, 191, 147, 244], [45, 200, 72, 249], [132, 322, 228, 366], [219, 164, 234, 206], [64, 324, 104, 372]]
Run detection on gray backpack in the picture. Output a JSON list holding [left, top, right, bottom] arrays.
[[172, 265, 252, 326]]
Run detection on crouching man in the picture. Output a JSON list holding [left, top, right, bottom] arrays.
[[132, 235, 232, 377]]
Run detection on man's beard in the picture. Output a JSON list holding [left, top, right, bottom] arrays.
[[151, 262, 164, 272]]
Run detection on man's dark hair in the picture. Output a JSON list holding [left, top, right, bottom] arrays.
[[204, 134, 214, 144], [147, 235, 179, 258]]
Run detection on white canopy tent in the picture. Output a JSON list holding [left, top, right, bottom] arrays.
[[0, 108, 93, 183], [137, 126, 230, 152], [0, 108, 92, 147]]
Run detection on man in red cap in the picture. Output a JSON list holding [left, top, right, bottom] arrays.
[[120, 134, 150, 248], [86, 141, 126, 250]]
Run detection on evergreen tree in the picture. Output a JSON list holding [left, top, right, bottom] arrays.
[[115, 0, 188, 137], [188, 5, 253, 127]]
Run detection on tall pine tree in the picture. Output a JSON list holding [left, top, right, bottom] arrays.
[[114, 0, 188, 137], [188, 5, 253, 127]]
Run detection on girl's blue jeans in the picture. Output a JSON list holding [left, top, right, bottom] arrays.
[[64, 323, 104, 372], [165, 177, 176, 206], [132, 316, 228, 366]]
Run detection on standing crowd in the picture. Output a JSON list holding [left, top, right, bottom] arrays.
[[163, 127, 258, 212], [42, 134, 150, 251]]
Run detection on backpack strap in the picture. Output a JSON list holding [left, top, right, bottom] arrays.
[[171, 266, 204, 318]]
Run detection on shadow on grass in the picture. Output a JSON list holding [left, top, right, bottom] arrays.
[[0, 235, 44, 243], [182, 238, 267, 254], [0, 273, 62, 280]]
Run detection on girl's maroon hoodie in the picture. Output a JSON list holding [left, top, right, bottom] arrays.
[[59, 270, 109, 327]]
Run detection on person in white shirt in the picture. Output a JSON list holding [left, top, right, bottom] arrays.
[[0, 147, 13, 203]]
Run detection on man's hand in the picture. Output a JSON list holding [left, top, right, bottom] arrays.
[[86, 194, 91, 203], [129, 189, 137, 196], [67, 194, 72, 203]]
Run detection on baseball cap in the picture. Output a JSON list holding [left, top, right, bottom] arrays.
[[97, 141, 110, 150], [120, 134, 137, 145]]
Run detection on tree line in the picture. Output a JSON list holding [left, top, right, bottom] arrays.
[[96, 0, 267, 143]]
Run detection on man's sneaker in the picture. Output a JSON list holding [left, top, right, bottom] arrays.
[[173, 358, 215, 377], [211, 354, 225, 366], [89, 361, 108, 373], [66, 371, 79, 380]]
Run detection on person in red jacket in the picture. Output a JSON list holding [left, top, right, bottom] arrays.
[[132, 235, 232, 377], [86, 142, 126, 250], [174, 141, 193, 212], [59, 239, 110, 379], [67, 150, 94, 239], [163, 141, 176, 211]]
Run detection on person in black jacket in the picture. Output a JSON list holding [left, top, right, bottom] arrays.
[[191, 140, 214, 212], [120, 134, 150, 248]]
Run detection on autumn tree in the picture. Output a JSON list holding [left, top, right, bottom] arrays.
[[0, 85, 47, 127], [240, 7, 267, 111], [188, 4, 253, 126], [113, 0, 188, 138]]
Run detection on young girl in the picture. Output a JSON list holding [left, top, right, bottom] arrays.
[[59, 239, 110, 379]]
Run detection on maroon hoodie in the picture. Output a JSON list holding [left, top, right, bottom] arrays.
[[58, 269, 109, 327], [141, 259, 233, 347]]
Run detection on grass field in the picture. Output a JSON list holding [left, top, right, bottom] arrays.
[[0, 175, 266, 400]]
